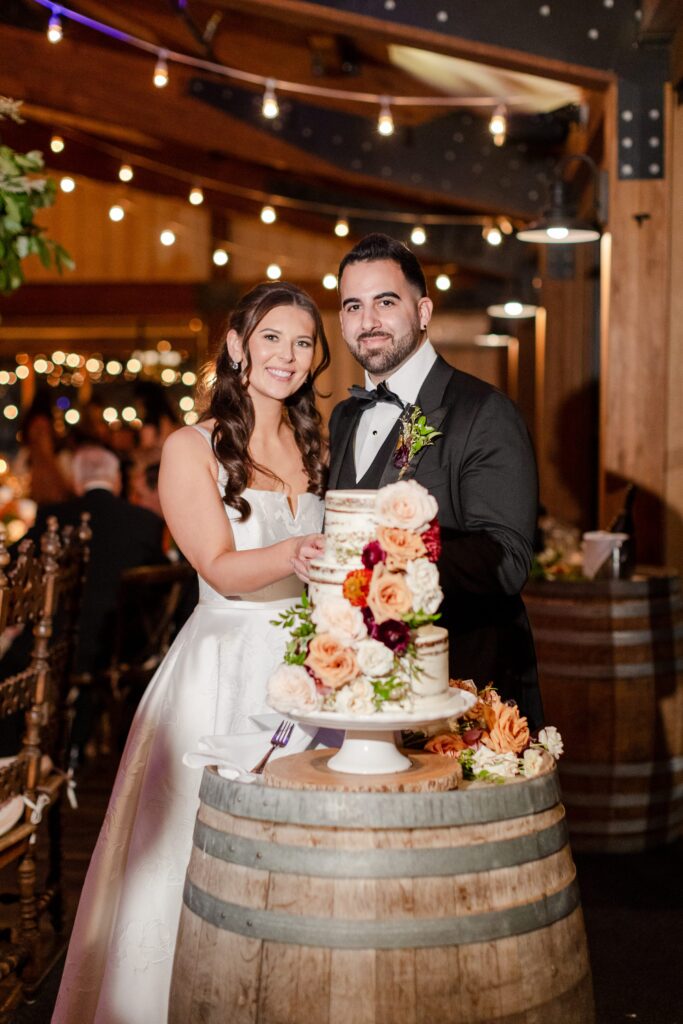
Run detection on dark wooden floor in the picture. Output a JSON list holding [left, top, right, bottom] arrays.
[[6, 754, 683, 1024]]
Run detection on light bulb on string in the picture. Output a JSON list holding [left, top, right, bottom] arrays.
[[322, 273, 337, 290], [260, 204, 277, 224], [212, 248, 229, 266], [489, 104, 507, 146], [109, 204, 125, 222], [153, 52, 169, 88], [59, 176, 75, 193], [189, 187, 204, 206], [262, 79, 279, 120], [483, 224, 503, 246], [377, 97, 394, 137], [50, 135, 65, 153], [266, 263, 282, 280], [47, 10, 63, 43], [118, 163, 133, 182], [334, 217, 349, 238], [160, 229, 176, 246], [410, 225, 427, 246], [435, 274, 451, 291]]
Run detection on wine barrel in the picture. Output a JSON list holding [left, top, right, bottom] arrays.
[[169, 763, 594, 1024], [525, 570, 683, 853]]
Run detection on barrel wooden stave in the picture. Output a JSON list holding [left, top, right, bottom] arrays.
[[525, 573, 683, 851], [169, 768, 593, 1024]]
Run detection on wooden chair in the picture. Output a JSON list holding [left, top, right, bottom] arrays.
[[0, 514, 90, 1016], [107, 561, 196, 749]]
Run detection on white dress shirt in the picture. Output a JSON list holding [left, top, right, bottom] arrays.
[[353, 339, 438, 480]]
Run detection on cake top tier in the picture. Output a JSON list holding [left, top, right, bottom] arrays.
[[324, 489, 377, 514]]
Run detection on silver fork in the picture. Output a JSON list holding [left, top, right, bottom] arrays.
[[250, 721, 295, 774]]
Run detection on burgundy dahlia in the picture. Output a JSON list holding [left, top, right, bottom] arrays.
[[361, 540, 386, 569], [422, 518, 442, 562], [375, 619, 411, 655]]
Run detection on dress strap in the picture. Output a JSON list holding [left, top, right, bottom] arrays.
[[191, 423, 212, 446]]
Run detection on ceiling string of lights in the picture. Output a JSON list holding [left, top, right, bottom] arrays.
[[35, 0, 513, 141]]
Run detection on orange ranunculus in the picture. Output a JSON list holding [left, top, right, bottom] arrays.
[[480, 692, 530, 755], [342, 568, 373, 607], [366, 564, 413, 624], [305, 633, 359, 690], [377, 526, 427, 570], [425, 733, 466, 758]]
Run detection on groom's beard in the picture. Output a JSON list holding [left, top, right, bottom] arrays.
[[347, 317, 422, 376]]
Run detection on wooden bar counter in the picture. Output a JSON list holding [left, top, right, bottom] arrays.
[[525, 570, 683, 852]]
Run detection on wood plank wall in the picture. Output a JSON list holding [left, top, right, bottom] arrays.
[[600, 85, 674, 568], [665, 96, 683, 573]]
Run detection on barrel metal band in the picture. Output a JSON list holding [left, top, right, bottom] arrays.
[[538, 657, 683, 680], [183, 877, 580, 949], [192, 816, 569, 878], [199, 768, 561, 829]]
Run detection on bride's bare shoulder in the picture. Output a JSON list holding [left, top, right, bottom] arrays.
[[161, 421, 216, 464]]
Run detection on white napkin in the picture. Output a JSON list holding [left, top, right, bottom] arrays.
[[183, 720, 319, 783]]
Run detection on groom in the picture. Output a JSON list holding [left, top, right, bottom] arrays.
[[328, 233, 543, 729]]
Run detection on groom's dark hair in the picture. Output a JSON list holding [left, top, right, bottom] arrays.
[[338, 233, 428, 297]]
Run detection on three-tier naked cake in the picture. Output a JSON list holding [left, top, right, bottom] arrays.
[[267, 479, 451, 718]]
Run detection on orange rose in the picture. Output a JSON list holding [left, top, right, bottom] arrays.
[[305, 633, 359, 690], [480, 692, 530, 754], [377, 526, 427, 570], [366, 564, 413, 624], [425, 733, 466, 758]]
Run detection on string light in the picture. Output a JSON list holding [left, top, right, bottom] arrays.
[[64, 409, 80, 425], [489, 104, 507, 146], [435, 274, 451, 291], [121, 406, 137, 422], [260, 205, 277, 224], [106, 360, 123, 374], [153, 52, 169, 88], [212, 248, 229, 266], [15, 366, 30, 380], [103, 407, 118, 423], [47, 9, 63, 43], [483, 224, 503, 246], [261, 79, 279, 120], [59, 176, 75, 192], [182, 371, 197, 386], [266, 263, 282, 280], [4, 406, 18, 420], [109, 204, 125, 221], [188, 187, 204, 206], [50, 134, 65, 153], [377, 98, 394, 137], [160, 228, 176, 246], [322, 273, 337, 289], [334, 217, 350, 238], [118, 163, 134, 182], [410, 225, 427, 245]]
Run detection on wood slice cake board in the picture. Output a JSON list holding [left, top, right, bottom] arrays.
[[263, 749, 462, 792]]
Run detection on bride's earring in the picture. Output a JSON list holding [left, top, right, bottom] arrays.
[[230, 359, 240, 371]]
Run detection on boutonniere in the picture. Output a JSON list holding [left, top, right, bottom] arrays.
[[393, 405, 443, 478]]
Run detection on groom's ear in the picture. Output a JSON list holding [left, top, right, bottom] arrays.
[[417, 296, 433, 328], [226, 329, 243, 363]]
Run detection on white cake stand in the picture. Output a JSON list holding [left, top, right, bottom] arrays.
[[288, 688, 477, 775]]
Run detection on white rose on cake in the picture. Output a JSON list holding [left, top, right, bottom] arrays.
[[334, 678, 376, 716], [375, 480, 438, 533], [267, 664, 321, 714], [405, 557, 443, 614], [538, 726, 564, 759], [311, 596, 367, 645], [471, 746, 519, 779], [355, 638, 395, 678], [522, 748, 545, 777]]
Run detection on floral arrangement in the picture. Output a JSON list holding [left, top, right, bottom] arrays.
[[530, 514, 583, 581], [423, 680, 564, 781], [0, 97, 73, 294], [268, 480, 444, 716], [393, 405, 442, 479]]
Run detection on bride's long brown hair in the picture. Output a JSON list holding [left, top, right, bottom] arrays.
[[203, 281, 330, 520]]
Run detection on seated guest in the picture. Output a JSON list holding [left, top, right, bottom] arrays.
[[33, 445, 167, 761], [128, 449, 163, 518]]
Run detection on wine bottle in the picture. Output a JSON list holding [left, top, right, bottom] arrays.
[[609, 483, 637, 578]]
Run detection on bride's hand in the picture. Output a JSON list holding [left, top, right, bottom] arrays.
[[290, 533, 325, 583]]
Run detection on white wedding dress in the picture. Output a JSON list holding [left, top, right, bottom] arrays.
[[52, 427, 323, 1023]]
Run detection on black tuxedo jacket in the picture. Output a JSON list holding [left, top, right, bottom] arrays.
[[329, 354, 543, 730], [33, 488, 166, 675]]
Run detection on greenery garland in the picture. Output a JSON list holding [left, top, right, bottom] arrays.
[[0, 97, 73, 294]]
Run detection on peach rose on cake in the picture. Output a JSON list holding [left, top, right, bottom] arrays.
[[481, 692, 530, 755], [375, 480, 438, 533], [376, 526, 427, 570], [305, 633, 359, 690], [366, 563, 413, 624], [267, 665, 322, 714], [311, 597, 367, 646]]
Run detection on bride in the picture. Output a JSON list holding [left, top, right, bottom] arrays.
[[52, 282, 329, 1023]]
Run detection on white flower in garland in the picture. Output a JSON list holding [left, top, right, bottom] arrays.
[[334, 678, 376, 715], [355, 638, 395, 678], [538, 726, 564, 759], [470, 746, 519, 779], [405, 557, 443, 614]]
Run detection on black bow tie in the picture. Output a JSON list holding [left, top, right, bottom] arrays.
[[348, 382, 405, 410]]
